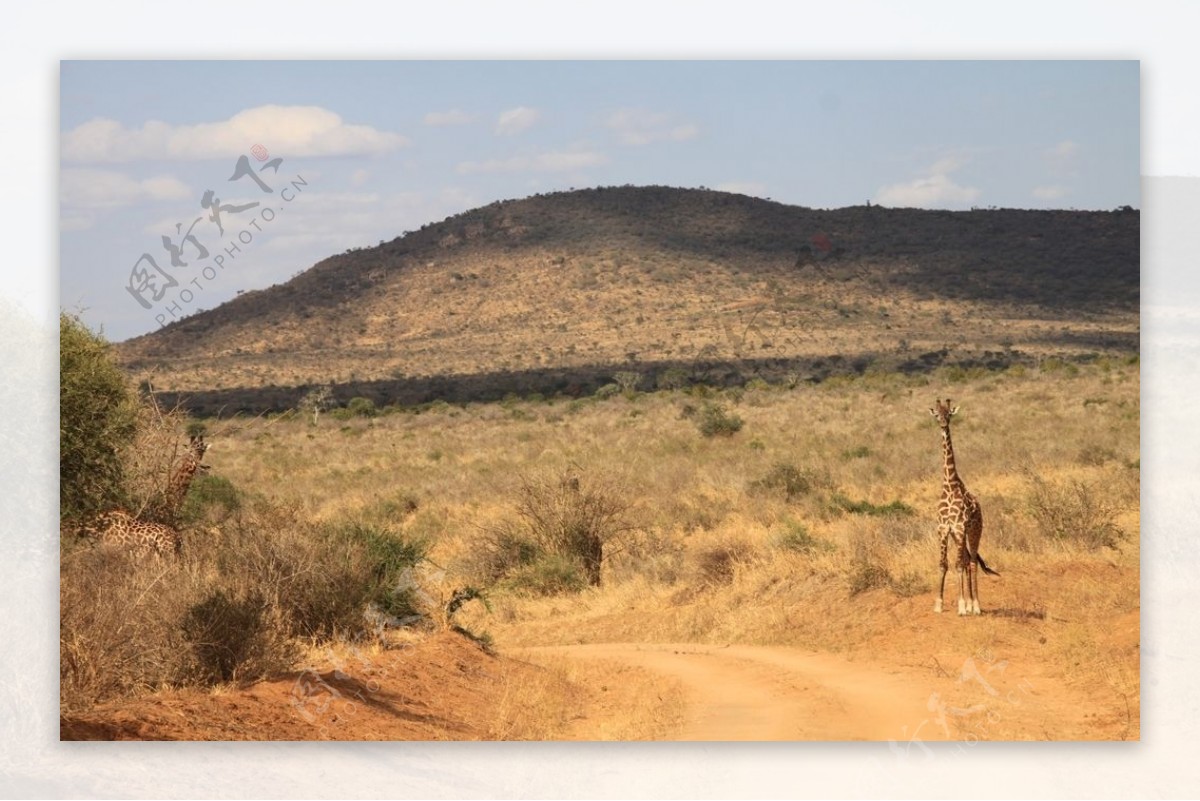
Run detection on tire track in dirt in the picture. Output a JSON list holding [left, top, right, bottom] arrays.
[[518, 643, 949, 741]]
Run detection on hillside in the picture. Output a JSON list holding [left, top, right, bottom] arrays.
[[116, 186, 1139, 412]]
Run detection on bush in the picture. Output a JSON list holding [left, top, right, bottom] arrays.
[[60, 499, 430, 711], [516, 468, 633, 587], [469, 522, 541, 584], [829, 493, 915, 517], [182, 589, 290, 684], [60, 313, 138, 521], [594, 383, 621, 400], [696, 402, 744, 437], [841, 445, 872, 460], [846, 533, 892, 597], [613, 371, 642, 398], [773, 520, 830, 554], [693, 537, 759, 587], [277, 521, 428, 637], [750, 462, 821, 501], [474, 467, 634, 589], [849, 562, 892, 596], [889, 570, 928, 598], [504, 553, 588, 597], [657, 367, 690, 391], [347, 397, 378, 418], [181, 473, 241, 525], [1025, 472, 1126, 550]]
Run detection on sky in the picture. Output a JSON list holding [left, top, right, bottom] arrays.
[[59, 60, 1140, 341]]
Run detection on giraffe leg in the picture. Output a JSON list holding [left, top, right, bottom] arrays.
[[934, 529, 949, 613], [969, 558, 981, 615], [957, 565, 968, 615], [956, 544, 969, 615]]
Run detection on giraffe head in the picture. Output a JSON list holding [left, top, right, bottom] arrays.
[[187, 434, 210, 463], [929, 398, 959, 428]]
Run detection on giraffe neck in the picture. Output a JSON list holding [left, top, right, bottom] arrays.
[[165, 459, 200, 515], [940, 426, 962, 488]]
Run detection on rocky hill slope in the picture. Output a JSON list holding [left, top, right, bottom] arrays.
[[116, 185, 1138, 413]]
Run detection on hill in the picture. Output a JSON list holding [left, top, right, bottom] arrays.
[[115, 186, 1139, 413]]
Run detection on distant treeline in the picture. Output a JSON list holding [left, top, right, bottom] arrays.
[[151, 344, 1135, 418]]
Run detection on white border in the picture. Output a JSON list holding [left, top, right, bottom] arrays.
[[6, 3, 1195, 797]]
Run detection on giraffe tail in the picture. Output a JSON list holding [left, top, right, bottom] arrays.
[[976, 552, 1000, 577]]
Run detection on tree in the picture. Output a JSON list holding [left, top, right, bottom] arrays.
[[612, 371, 641, 398], [298, 385, 334, 424], [59, 312, 138, 521]]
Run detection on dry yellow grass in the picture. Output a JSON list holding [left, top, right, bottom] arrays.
[[191, 358, 1138, 739]]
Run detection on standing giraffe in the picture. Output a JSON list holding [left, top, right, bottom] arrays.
[[930, 399, 999, 615]]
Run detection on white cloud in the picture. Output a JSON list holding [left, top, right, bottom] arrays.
[[1032, 184, 1069, 200], [605, 108, 699, 146], [1051, 139, 1079, 160], [423, 109, 476, 126], [874, 155, 981, 209], [715, 181, 768, 197], [62, 105, 409, 163], [456, 148, 606, 174], [495, 106, 540, 136], [1044, 139, 1081, 177], [60, 214, 96, 232], [61, 168, 191, 209]]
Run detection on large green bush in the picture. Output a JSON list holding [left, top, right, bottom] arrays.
[[59, 312, 138, 521]]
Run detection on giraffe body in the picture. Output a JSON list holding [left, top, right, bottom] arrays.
[[930, 399, 998, 615], [79, 510, 181, 557], [76, 435, 209, 558]]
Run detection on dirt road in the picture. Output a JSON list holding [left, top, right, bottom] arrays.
[[518, 643, 951, 741]]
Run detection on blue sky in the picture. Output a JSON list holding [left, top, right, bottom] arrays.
[[60, 60, 1139, 341]]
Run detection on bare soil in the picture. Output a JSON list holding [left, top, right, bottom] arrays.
[[61, 633, 536, 741], [63, 598, 1137, 741]]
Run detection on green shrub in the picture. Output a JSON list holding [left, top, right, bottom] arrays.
[[595, 383, 621, 400], [181, 473, 241, 525], [613, 371, 642, 398], [750, 462, 820, 501], [829, 493, 915, 517], [59, 312, 138, 521], [696, 402, 744, 437], [469, 523, 542, 584], [772, 520, 831, 554], [347, 397, 378, 418], [657, 367, 690, 391], [475, 468, 633, 589], [503, 553, 588, 597]]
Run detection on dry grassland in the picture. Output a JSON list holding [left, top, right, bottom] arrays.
[[183, 358, 1139, 739]]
